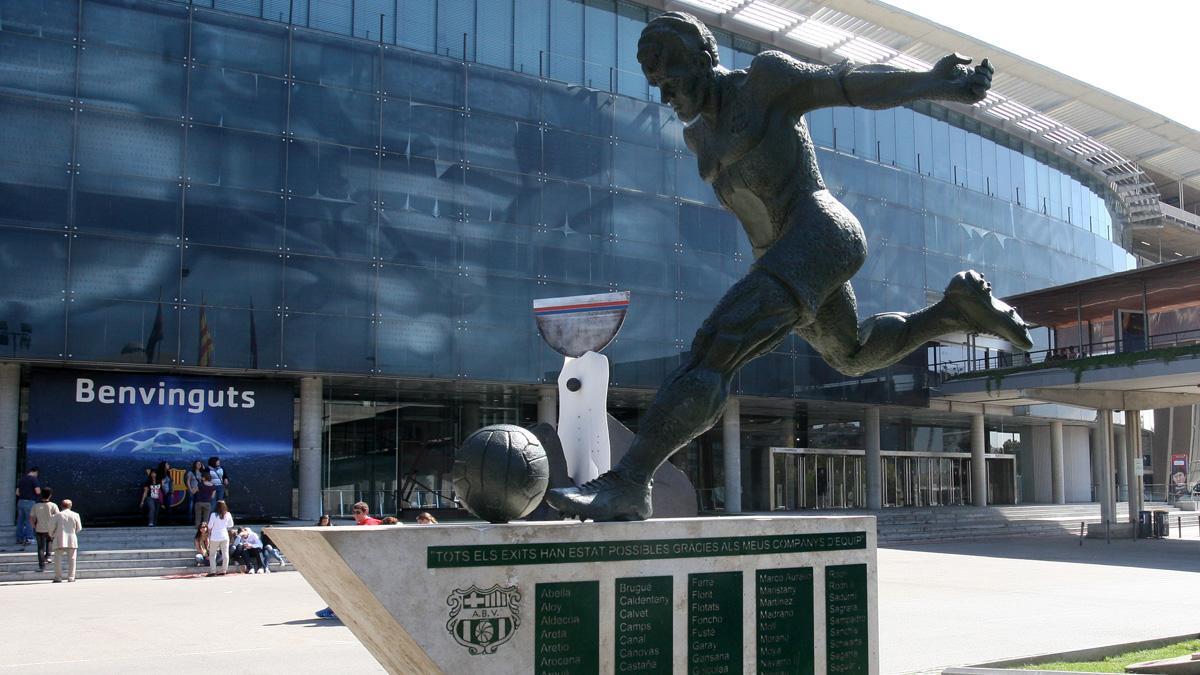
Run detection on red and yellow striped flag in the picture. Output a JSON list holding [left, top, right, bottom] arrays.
[[198, 300, 214, 366]]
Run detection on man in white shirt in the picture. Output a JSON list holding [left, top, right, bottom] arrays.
[[50, 499, 83, 583]]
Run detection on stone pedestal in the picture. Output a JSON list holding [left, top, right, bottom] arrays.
[[268, 516, 879, 674]]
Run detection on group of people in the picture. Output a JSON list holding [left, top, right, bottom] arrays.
[[312, 504, 437, 620], [1045, 346, 1084, 361], [139, 456, 230, 527], [14, 467, 84, 582], [193, 500, 286, 576]]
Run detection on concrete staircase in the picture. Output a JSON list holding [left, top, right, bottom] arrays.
[[868, 503, 1189, 544], [0, 525, 294, 582]]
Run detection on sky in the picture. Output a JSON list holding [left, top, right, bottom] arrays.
[[882, 0, 1200, 132]]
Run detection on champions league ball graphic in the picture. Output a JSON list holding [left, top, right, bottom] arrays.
[[100, 427, 232, 457], [452, 425, 549, 523]]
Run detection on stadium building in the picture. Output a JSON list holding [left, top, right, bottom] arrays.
[[2, 0, 1199, 524]]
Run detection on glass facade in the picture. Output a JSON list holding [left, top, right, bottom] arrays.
[[0, 0, 1130, 404]]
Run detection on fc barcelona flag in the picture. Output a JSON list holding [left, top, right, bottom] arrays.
[[198, 299, 214, 367]]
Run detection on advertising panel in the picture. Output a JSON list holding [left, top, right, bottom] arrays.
[[27, 370, 294, 523]]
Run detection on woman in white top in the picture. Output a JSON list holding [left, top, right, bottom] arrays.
[[205, 500, 234, 576]]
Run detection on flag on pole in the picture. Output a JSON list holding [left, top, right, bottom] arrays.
[[248, 299, 258, 369], [198, 296, 214, 367], [145, 295, 164, 364]]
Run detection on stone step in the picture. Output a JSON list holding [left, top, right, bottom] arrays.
[[1, 565, 294, 583]]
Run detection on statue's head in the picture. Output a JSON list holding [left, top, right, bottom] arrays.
[[638, 12, 719, 122]]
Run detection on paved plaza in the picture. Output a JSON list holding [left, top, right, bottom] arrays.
[[0, 534, 1197, 674]]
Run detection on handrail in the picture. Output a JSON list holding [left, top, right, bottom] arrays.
[[931, 327, 1200, 377]]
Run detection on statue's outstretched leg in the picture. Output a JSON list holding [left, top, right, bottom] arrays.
[[802, 271, 1032, 377], [545, 270, 803, 521]]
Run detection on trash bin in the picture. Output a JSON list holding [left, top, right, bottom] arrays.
[[1153, 510, 1168, 538], [1138, 510, 1153, 538]]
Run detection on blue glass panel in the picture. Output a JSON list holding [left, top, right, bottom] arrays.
[[376, 151, 461, 221], [285, 141, 377, 259], [79, 45, 186, 119], [179, 305, 279, 368], [292, 29, 379, 92], [893, 107, 916, 171], [308, 0, 352, 37], [184, 185, 284, 250], [437, 0, 475, 61], [409, 103, 464, 161], [615, 1, 648, 100], [0, 31, 76, 99], [680, 202, 738, 255], [192, 9, 288, 75], [353, 0, 396, 43], [284, 254, 375, 316], [948, 124, 966, 185], [543, 79, 612, 135], [465, 113, 539, 173], [0, 226, 67, 358], [853, 108, 875, 159], [377, 263, 456, 319], [613, 141, 673, 196], [613, 96, 672, 149], [461, 220, 535, 277], [75, 173, 181, 239], [212, 0, 258, 16], [0, 0, 78, 42], [994, 144, 1012, 202], [68, 234, 181, 361], [965, 132, 983, 193], [609, 339, 676, 388], [513, 0, 549, 77], [188, 67, 288, 134], [540, 179, 599, 235], [182, 245, 283, 309], [476, 2, 514, 69], [283, 312, 374, 372], [461, 166, 540, 229], [376, 315, 454, 376], [875, 108, 895, 165], [980, 138, 996, 197], [611, 190, 674, 245], [675, 155, 716, 207], [584, 0, 616, 91], [467, 66, 540, 120], [913, 111, 932, 175], [1035, 160, 1048, 214], [806, 109, 834, 149], [82, 0, 188, 60], [549, 0, 584, 83], [0, 97, 73, 227], [397, 0, 436, 52], [263, 0, 304, 23], [457, 324, 538, 381], [930, 118, 950, 182], [832, 106, 854, 152], [187, 125, 285, 194], [543, 128, 609, 186], [289, 81, 380, 149], [382, 48, 465, 108], [77, 110, 182, 180]]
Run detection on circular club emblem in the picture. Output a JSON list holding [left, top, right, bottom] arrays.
[[446, 584, 521, 655]]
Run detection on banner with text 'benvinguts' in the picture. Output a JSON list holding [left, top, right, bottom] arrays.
[[27, 370, 294, 523]]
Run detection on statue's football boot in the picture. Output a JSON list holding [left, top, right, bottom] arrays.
[[944, 270, 1033, 351], [545, 470, 653, 521]]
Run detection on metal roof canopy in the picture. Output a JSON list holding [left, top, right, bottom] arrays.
[[1002, 256, 1200, 328]]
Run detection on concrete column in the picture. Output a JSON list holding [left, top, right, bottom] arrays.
[[723, 398, 741, 514], [0, 364, 18, 527], [1097, 409, 1115, 526], [865, 407, 882, 510], [1114, 418, 1128, 502], [537, 387, 557, 427], [1126, 411, 1143, 523], [971, 413, 987, 507], [1050, 421, 1065, 505], [298, 377, 323, 522], [462, 401, 481, 437]]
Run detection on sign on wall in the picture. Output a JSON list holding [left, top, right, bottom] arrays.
[[27, 370, 295, 522]]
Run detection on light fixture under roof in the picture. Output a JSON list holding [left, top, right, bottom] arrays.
[[733, 0, 802, 32], [785, 18, 850, 48], [834, 37, 895, 63], [672, 0, 743, 13]]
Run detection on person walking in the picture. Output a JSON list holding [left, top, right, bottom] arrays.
[[29, 487, 59, 572], [50, 499, 82, 583], [205, 500, 234, 577], [15, 467, 41, 545], [140, 469, 163, 526]]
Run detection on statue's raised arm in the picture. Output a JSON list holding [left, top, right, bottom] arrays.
[[758, 49, 993, 114]]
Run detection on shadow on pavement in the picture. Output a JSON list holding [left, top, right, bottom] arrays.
[[264, 618, 344, 627], [885, 535, 1200, 572]]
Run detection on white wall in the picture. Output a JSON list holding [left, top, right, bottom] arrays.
[[1063, 425, 1093, 502]]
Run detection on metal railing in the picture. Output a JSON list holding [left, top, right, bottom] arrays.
[[931, 327, 1200, 378], [320, 489, 461, 518]]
